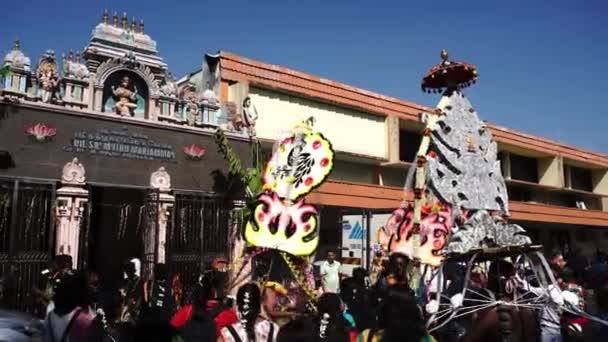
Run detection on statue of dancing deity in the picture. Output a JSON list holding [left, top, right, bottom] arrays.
[[112, 76, 138, 116]]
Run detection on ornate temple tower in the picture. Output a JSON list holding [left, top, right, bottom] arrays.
[[83, 11, 174, 120]]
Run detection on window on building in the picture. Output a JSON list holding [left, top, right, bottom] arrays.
[[497, 152, 508, 177], [525, 227, 540, 244], [507, 185, 532, 202], [319, 206, 341, 247], [160, 102, 170, 115], [72, 85, 83, 102], [575, 229, 592, 243], [509, 154, 539, 183], [399, 130, 422, 163], [567, 166, 593, 192]]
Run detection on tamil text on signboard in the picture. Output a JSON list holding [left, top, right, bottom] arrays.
[[63, 128, 176, 161]]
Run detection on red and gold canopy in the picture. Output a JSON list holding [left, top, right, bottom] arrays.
[[421, 49, 478, 93]]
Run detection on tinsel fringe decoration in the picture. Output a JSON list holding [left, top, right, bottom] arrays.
[[281, 251, 318, 313], [229, 247, 267, 290]]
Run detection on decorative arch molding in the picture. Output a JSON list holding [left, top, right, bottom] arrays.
[[150, 166, 172, 191], [95, 57, 159, 97], [61, 157, 86, 185]]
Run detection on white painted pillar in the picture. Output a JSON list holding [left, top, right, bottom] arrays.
[[147, 167, 174, 266], [55, 158, 89, 267], [93, 85, 103, 112]]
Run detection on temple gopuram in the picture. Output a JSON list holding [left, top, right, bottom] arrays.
[[0, 11, 254, 310]]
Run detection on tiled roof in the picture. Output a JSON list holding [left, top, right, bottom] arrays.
[[220, 51, 608, 167]]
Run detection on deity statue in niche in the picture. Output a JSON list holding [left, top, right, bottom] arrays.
[[180, 83, 201, 126], [112, 76, 138, 116], [185, 96, 201, 126], [37, 50, 62, 103]]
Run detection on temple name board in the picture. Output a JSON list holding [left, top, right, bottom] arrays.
[[63, 128, 176, 161]]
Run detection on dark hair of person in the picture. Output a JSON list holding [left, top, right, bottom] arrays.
[[188, 269, 221, 318], [443, 260, 465, 280], [54, 254, 73, 270], [487, 260, 515, 295], [141, 263, 174, 322], [54, 271, 88, 316], [387, 252, 409, 270], [561, 267, 576, 283], [341, 276, 374, 331], [352, 268, 366, 286], [377, 286, 426, 342], [154, 263, 168, 280], [134, 319, 175, 342], [86, 270, 100, 308], [597, 251, 607, 263], [597, 285, 608, 313], [190, 283, 210, 318], [237, 283, 262, 342], [124, 259, 137, 278], [549, 252, 564, 265], [386, 253, 409, 280], [277, 317, 316, 342], [317, 293, 350, 342]]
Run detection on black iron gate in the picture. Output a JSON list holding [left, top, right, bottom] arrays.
[[77, 200, 91, 271], [142, 188, 160, 280], [0, 178, 54, 312], [167, 192, 231, 287]]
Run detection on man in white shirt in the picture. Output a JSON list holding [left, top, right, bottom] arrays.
[[320, 251, 342, 293]]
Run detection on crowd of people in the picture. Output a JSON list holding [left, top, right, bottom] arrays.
[[30, 248, 608, 342]]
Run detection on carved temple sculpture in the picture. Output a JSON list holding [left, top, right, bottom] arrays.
[[143, 166, 174, 278], [55, 158, 89, 267], [1, 10, 249, 136], [180, 83, 202, 125], [36, 50, 62, 104], [111, 76, 138, 116]]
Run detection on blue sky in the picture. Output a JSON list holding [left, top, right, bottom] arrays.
[[2, 0, 607, 153]]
